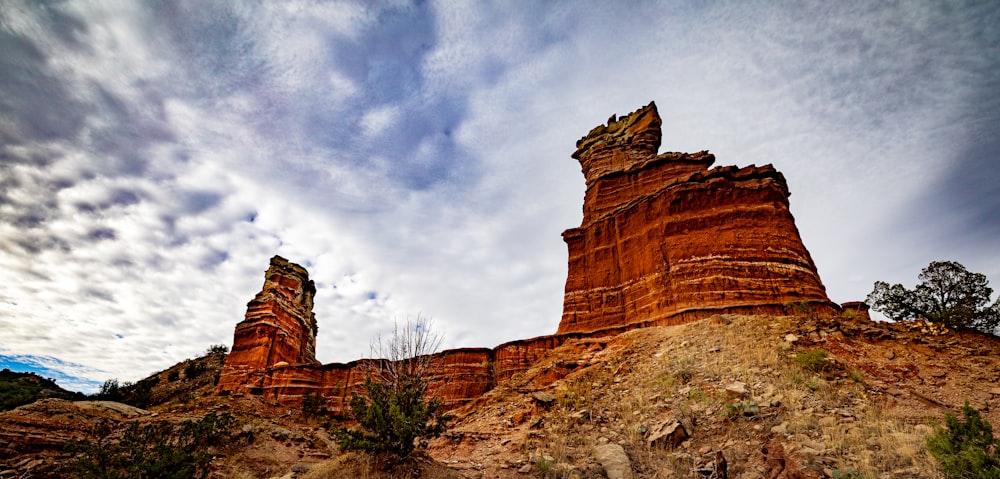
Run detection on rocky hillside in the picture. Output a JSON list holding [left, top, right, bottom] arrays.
[[428, 313, 1000, 478], [2, 312, 998, 478]]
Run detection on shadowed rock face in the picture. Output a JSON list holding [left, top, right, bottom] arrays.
[[558, 102, 837, 335], [217, 102, 843, 411]]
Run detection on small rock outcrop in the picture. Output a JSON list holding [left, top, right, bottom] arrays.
[[558, 102, 837, 335]]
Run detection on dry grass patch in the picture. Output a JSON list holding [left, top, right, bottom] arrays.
[[300, 451, 464, 479]]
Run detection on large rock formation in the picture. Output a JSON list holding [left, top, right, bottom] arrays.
[[558, 102, 838, 335], [217, 258, 578, 412], [217, 102, 846, 411], [216, 256, 320, 395]]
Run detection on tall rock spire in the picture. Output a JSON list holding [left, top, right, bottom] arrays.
[[217, 256, 319, 394]]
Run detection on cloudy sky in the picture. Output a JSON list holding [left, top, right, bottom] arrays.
[[1, 1, 997, 392]]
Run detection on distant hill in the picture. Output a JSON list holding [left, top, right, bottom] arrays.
[[0, 368, 85, 411]]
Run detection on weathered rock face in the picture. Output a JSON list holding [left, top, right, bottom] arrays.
[[216, 256, 320, 395], [217, 102, 846, 411], [216, 257, 539, 410], [557, 102, 838, 335]]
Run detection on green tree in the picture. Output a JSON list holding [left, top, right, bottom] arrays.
[[868, 261, 1000, 334], [205, 344, 229, 356], [333, 317, 451, 461], [926, 402, 1000, 478]]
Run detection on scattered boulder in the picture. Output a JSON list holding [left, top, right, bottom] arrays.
[[647, 418, 688, 449], [532, 391, 556, 405], [725, 382, 749, 398], [594, 443, 631, 479]]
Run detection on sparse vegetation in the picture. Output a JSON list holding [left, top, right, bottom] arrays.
[[68, 411, 236, 479], [831, 468, 863, 479], [793, 348, 829, 372], [517, 315, 947, 478], [334, 317, 451, 461], [724, 400, 760, 420], [784, 301, 812, 315], [926, 402, 1000, 478], [184, 361, 206, 378], [95, 378, 128, 402]]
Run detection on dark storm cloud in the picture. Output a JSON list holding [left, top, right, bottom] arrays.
[[146, 2, 267, 98], [935, 3, 1000, 244], [86, 228, 116, 241], [930, 138, 1000, 243], [0, 23, 88, 144], [880, 0, 1000, 254]]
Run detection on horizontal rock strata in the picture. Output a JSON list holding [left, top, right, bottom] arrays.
[[216, 256, 319, 395], [558, 102, 838, 335], [217, 102, 848, 411]]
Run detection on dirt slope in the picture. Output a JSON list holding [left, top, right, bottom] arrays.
[[2, 313, 999, 478]]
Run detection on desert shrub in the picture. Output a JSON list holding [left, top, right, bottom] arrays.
[[333, 317, 451, 461], [93, 378, 157, 408], [184, 361, 205, 378], [127, 381, 154, 409], [336, 376, 449, 459], [724, 401, 760, 420], [205, 344, 229, 356], [794, 349, 829, 372], [784, 301, 812, 315], [926, 402, 1000, 478], [69, 411, 235, 479], [831, 469, 863, 479], [302, 391, 325, 418], [95, 379, 132, 402], [167, 369, 180, 381]]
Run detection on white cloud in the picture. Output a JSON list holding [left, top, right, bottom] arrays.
[[360, 105, 401, 138]]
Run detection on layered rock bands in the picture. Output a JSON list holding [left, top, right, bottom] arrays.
[[217, 102, 848, 411], [558, 102, 838, 335]]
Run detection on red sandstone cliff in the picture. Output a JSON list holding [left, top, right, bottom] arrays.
[[558, 102, 838, 335], [217, 102, 848, 412], [216, 256, 535, 412]]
